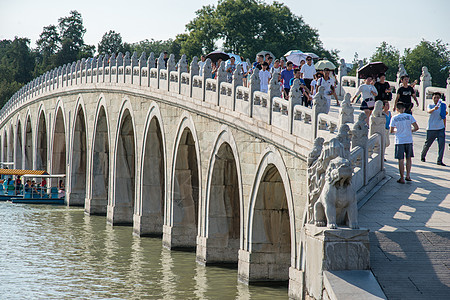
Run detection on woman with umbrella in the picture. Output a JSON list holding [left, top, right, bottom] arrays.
[[374, 73, 392, 102], [351, 75, 378, 125]]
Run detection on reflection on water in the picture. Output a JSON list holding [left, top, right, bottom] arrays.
[[0, 203, 287, 299]]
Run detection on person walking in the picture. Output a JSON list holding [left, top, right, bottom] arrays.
[[280, 61, 294, 100], [317, 68, 339, 111], [374, 73, 392, 102], [351, 75, 378, 125], [421, 92, 447, 166], [300, 56, 316, 91], [394, 75, 419, 115], [390, 102, 419, 184]]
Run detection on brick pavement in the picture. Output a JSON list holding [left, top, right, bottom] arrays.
[[356, 107, 450, 300]]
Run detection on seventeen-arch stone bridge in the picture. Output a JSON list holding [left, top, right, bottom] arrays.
[[0, 52, 389, 299]]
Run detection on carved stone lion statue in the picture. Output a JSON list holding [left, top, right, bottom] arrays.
[[314, 156, 359, 229]]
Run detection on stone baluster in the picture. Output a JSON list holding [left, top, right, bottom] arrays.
[[65, 63, 70, 87], [71, 61, 77, 86], [312, 86, 329, 138], [109, 53, 115, 82], [200, 58, 212, 101], [177, 54, 187, 94], [89, 57, 96, 83], [130, 52, 139, 84], [339, 93, 354, 126], [123, 52, 131, 83], [248, 68, 260, 117], [370, 100, 386, 170], [84, 58, 90, 83], [80, 58, 86, 84], [396, 63, 407, 92], [56, 66, 61, 89], [115, 52, 123, 83], [137, 52, 147, 86], [446, 70, 450, 103], [231, 65, 243, 110], [288, 79, 303, 133], [216, 61, 227, 105], [355, 60, 363, 88], [97, 55, 104, 83], [156, 53, 165, 89], [337, 58, 347, 96], [189, 56, 199, 97], [419, 66, 432, 111], [75, 60, 81, 84], [166, 54, 176, 91], [102, 55, 108, 83], [146, 52, 155, 87], [268, 72, 282, 124], [351, 112, 369, 183]]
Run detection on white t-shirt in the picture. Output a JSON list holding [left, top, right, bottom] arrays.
[[271, 66, 281, 74], [241, 62, 248, 74], [356, 84, 377, 100], [317, 77, 335, 99], [300, 63, 316, 79], [311, 79, 317, 95], [427, 103, 445, 130], [198, 61, 206, 74], [259, 70, 272, 93], [390, 113, 417, 145]]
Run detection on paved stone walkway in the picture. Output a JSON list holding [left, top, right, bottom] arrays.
[[356, 108, 450, 300]]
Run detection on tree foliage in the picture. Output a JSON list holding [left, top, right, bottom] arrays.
[[370, 42, 400, 81], [401, 40, 450, 87], [98, 30, 124, 55], [179, 0, 338, 62]]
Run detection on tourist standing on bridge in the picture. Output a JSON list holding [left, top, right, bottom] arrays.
[[374, 73, 392, 102], [421, 92, 447, 166], [253, 55, 264, 70], [259, 62, 271, 93], [317, 68, 339, 110], [352, 75, 378, 125], [281, 61, 295, 100], [300, 56, 316, 91], [198, 55, 206, 74], [226, 56, 237, 83], [394, 75, 419, 115], [390, 102, 419, 184]]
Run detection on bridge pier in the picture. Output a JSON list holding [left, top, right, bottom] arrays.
[[84, 196, 107, 215], [238, 249, 291, 284], [107, 204, 134, 226], [66, 191, 85, 206], [133, 212, 163, 237], [162, 223, 197, 250]]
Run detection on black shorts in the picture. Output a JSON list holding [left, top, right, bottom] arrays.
[[360, 99, 375, 111], [395, 143, 414, 160], [284, 87, 290, 95]]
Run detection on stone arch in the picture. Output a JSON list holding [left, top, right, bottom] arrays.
[[167, 113, 201, 249], [136, 103, 166, 236], [51, 102, 66, 180], [88, 98, 110, 215], [69, 97, 87, 206], [111, 99, 137, 225], [199, 126, 243, 264], [35, 105, 48, 171], [15, 117, 23, 169], [242, 147, 296, 283], [24, 111, 33, 170], [8, 123, 14, 163]]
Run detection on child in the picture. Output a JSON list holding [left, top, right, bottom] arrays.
[[383, 101, 392, 160], [259, 62, 271, 93], [390, 102, 419, 183]]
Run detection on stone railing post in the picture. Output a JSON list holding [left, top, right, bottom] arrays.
[[338, 58, 347, 96], [215, 61, 227, 105], [419, 66, 432, 111], [116, 52, 123, 83], [268, 72, 281, 125], [446, 71, 450, 102], [396, 63, 407, 91], [97, 55, 104, 83], [146, 52, 155, 87], [339, 93, 354, 126], [123, 52, 131, 83], [130, 52, 139, 84], [177, 54, 188, 94], [288, 79, 303, 133], [189, 56, 199, 97], [231, 65, 243, 110], [248, 68, 260, 117], [137, 52, 147, 86], [352, 112, 369, 184], [166, 54, 176, 91], [201, 58, 212, 101], [75, 60, 81, 85], [312, 86, 328, 139], [370, 100, 386, 171], [102, 55, 108, 83], [83, 58, 89, 83], [109, 53, 116, 83], [156, 53, 165, 89]]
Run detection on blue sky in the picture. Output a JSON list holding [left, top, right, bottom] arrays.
[[1, 0, 449, 62]]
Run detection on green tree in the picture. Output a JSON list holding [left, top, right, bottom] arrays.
[[126, 39, 174, 57], [370, 42, 400, 81], [180, 0, 337, 62], [98, 30, 124, 55], [401, 39, 450, 87], [347, 52, 367, 77], [54, 10, 87, 64], [36, 25, 60, 56]]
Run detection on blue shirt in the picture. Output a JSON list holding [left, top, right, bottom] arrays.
[[289, 77, 305, 87], [427, 103, 445, 130], [280, 69, 294, 88]]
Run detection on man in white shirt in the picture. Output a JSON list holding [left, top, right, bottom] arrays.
[[300, 56, 316, 91], [390, 102, 419, 184], [198, 55, 206, 74], [421, 92, 446, 166], [317, 68, 339, 110]]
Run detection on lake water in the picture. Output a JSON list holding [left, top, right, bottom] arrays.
[[0, 202, 288, 299]]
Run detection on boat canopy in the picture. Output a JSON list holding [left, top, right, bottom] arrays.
[[0, 169, 49, 176]]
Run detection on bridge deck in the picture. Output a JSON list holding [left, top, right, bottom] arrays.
[[358, 109, 450, 299]]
